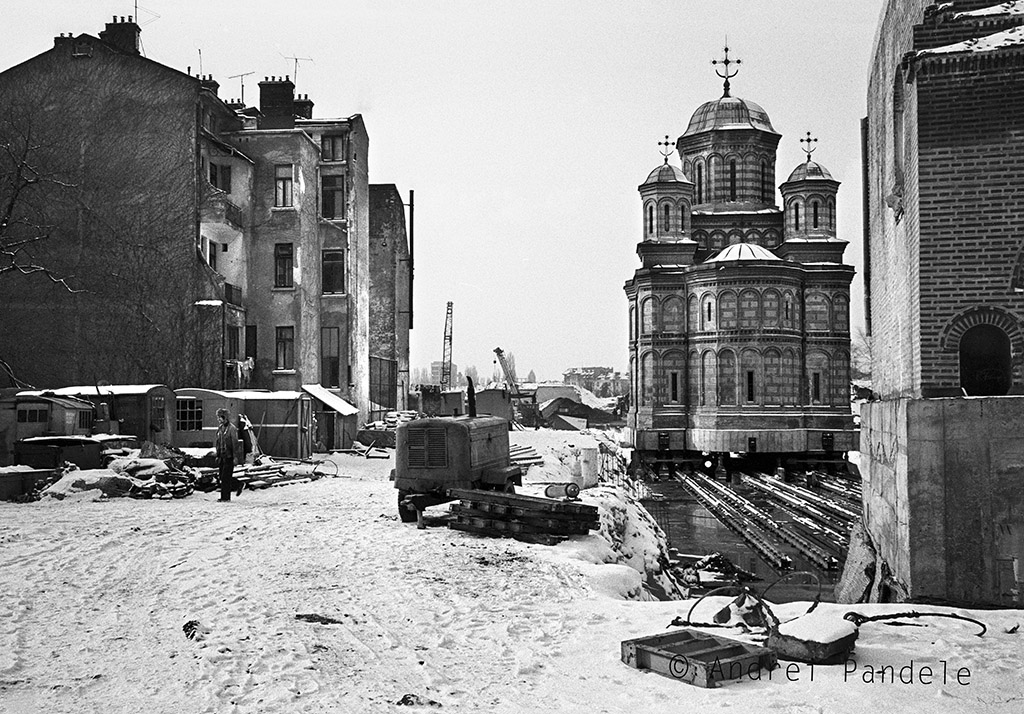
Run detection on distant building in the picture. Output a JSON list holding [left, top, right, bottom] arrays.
[[0, 17, 411, 436], [624, 53, 857, 464], [562, 366, 627, 396], [859, 0, 1024, 606], [429, 361, 459, 386]]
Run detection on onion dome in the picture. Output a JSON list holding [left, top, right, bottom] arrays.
[[682, 95, 777, 136], [642, 163, 692, 186], [786, 160, 835, 182], [705, 242, 781, 263]]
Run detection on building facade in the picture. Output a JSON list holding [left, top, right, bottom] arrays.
[[0, 17, 411, 430], [624, 65, 857, 465], [858, 0, 1024, 605]]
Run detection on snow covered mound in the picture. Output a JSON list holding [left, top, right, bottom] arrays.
[[41, 468, 136, 500]]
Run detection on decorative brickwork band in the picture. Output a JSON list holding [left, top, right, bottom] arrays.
[[939, 306, 1024, 359]]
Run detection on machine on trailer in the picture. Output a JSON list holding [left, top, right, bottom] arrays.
[[392, 379, 521, 523]]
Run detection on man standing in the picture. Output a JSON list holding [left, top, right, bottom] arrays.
[[215, 408, 244, 502]]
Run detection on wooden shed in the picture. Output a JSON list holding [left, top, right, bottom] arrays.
[[173, 388, 313, 459], [301, 384, 358, 451], [15, 385, 175, 445], [0, 392, 95, 465]]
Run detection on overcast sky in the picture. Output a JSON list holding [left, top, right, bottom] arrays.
[[4, 1, 885, 382]]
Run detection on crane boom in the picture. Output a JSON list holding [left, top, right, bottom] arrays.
[[493, 347, 521, 398], [440, 302, 453, 387]]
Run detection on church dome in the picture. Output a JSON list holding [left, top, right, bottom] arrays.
[[642, 162, 691, 185], [786, 160, 835, 182], [683, 96, 777, 136], [706, 242, 781, 263]]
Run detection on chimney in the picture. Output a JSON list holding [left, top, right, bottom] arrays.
[[199, 74, 220, 96], [294, 93, 315, 120], [98, 15, 141, 55], [258, 76, 295, 129]]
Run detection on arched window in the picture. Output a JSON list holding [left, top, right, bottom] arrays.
[[697, 164, 704, 203], [794, 202, 801, 231], [813, 201, 820, 228], [761, 159, 769, 202], [729, 159, 737, 201], [647, 205, 654, 235], [679, 203, 687, 233], [662, 203, 671, 233], [960, 324, 1012, 396], [718, 350, 737, 405]]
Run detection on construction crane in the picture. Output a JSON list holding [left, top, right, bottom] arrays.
[[492, 347, 521, 399], [440, 302, 453, 388]]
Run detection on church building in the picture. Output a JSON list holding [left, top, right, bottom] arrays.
[[624, 51, 858, 468]]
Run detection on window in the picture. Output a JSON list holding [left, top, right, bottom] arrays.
[[276, 327, 295, 370], [321, 134, 347, 162], [746, 371, 755, 403], [78, 410, 94, 430], [208, 241, 218, 271], [647, 205, 654, 234], [210, 163, 232, 193], [729, 159, 737, 201], [322, 249, 345, 294], [227, 326, 240, 360], [16, 407, 47, 423], [662, 204, 670, 232], [274, 243, 294, 288], [812, 372, 821, 403], [813, 201, 820, 228], [706, 302, 712, 325], [245, 325, 257, 360], [761, 160, 769, 202], [175, 398, 203, 431], [670, 372, 679, 403], [274, 164, 293, 207], [697, 164, 704, 203], [794, 202, 800, 231], [322, 175, 345, 219], [151, 395, 166, 430], [321, 327, 341, 387]]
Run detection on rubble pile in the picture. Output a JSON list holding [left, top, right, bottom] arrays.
[[195, 458, 330, 492], [360, 410, 422, 432]]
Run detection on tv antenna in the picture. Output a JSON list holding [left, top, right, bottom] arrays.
[[229, 71, 255, 104], [281, 54, 313, 84]]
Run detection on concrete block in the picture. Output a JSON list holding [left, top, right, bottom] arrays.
[[907, 398, 945, 443], [944, 398, 985, 441]]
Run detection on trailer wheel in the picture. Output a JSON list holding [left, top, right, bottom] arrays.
[[397, 491, 418, 523]]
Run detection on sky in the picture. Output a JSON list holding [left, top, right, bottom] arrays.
[[3, 0, 886, 382]]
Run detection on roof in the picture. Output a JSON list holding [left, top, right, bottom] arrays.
[[683, 95, 777, 136], [642, 162, 691, 186], [301, 384, 358, 416], [919, 24, 1024, 56], [705, 243, 781, 263], [9, 394, 94, 410], [20, 385, 168, 397], [785, 160, 835, 182]]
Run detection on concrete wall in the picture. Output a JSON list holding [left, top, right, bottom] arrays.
[[861, 396, 1024, 605]]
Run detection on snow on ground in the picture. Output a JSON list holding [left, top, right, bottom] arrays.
[[1, 431, 1023, 713]]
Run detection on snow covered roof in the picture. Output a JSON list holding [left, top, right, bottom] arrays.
[[641, 162, 691, 186], [918, 24, 1024, 56], [684, 95, 777, 136], [785, 160, 835, 182], [705, 243, 781, 263], [19, 385, 168, 397], [954, 1, 1024, 19], [302, 384, 358, 416]]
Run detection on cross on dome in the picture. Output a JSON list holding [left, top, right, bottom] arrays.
[[801, 131, 818, 161], [712, 44, 742, 97], [658, 135, 674, 164]]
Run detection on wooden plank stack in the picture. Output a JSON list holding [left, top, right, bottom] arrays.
[[447, 487, 600, 545], [508, 444, 544, 469]]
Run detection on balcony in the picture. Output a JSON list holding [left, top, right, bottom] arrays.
[[224, 282, 243, 307], [200, 187, 244, 238]]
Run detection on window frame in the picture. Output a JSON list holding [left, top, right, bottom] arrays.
[[321, 174, 346, 220], [274, 164, 294, 208], [276, 326, 295, 371], [322, 249, 345, 294], [274, 243, 294, 289]]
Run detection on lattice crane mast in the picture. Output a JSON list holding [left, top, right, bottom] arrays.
[[440, 302, 453, 388]]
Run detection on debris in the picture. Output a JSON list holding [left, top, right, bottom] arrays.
[[1006, 624, 1019, 634], [843, 610, 988, 637], [182, 620, 206, 640], [295, 613, 345, 625], [447, 488, 599, 545], [768, 610, 859, 664], [396, 693, 442, 707]]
